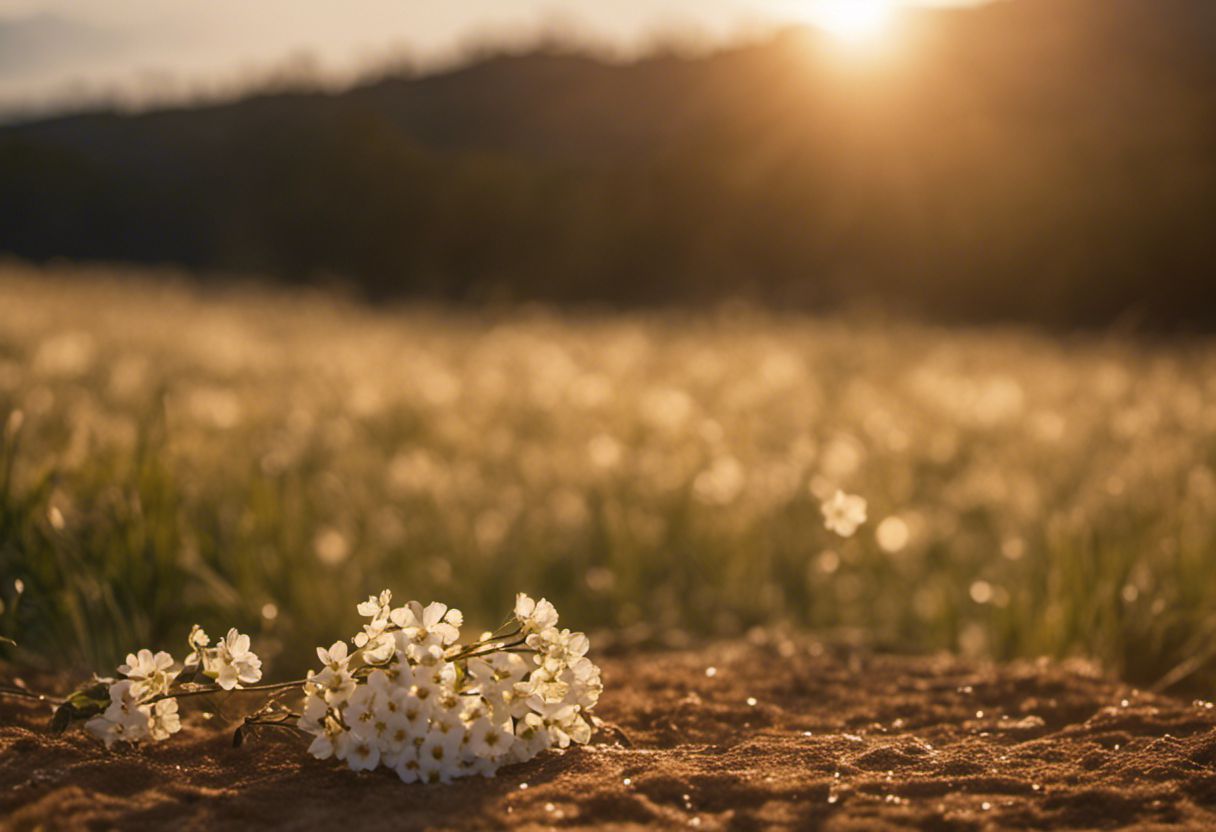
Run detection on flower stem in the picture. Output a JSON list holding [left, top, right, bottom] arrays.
[[456, 638, 529, 662], [149, 679, 307, 705], [0, 683, 62, 705]]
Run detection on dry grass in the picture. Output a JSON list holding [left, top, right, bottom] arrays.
[[2, 262, 1216, 686]]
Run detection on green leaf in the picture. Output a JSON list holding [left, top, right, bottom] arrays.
[[68, 681, 111, 711]]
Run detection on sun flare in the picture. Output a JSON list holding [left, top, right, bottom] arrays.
[[812, 0, 896, 43]]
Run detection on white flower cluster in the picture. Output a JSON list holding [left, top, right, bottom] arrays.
[[85, 625, 262, 748], [299, 590, 602, 784]]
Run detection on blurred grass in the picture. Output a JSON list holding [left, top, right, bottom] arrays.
[[2, 262, 1216, 687]]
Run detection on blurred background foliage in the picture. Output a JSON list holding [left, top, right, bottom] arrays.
[[3, 266, 1216, 687], [4, 0, 1216, 691], [3, 0, 1216, 328]]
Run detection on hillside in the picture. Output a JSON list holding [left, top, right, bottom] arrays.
[[3, 0, 1216, 326]]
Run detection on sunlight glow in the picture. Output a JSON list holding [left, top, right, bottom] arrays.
[[812, 0, 896, 44]]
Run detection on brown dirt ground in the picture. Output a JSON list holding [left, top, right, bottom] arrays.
[[4, 639, 1216, 830]]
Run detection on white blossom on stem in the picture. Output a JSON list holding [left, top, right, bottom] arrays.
[[213, 628, 263, 690]]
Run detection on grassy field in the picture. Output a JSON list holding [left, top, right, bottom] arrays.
[[2, 262, 1216, 687]]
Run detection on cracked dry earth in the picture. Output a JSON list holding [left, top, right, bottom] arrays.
[[5, 640, 1216, 830]]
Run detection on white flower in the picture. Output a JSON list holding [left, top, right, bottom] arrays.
[[86, 680, 152, 748], [537, 628, 589, 667], [460, 696, 491, 723], [821, 490, 867, 537], [188, 625, 210, 650], [394, 744, 422, 784], [309, 667, 357, 704], [463, 754, 499, 779], [345, 733, 382, 772], [396, 692, 430, 736], [360, 632, 397, 665], [86, 714, 125, 749], [514, 593, 559, 633], [316, 641, 350, 672], [390, 601, 463, 648], [565, 657, 604, 710], [386, 660, 415, 691], [299, 693, 344, 762], [382, 712, 415, 754], [418, 728, 463, 783], [511, 713, 552, 762], [118, 649, 176, 698], [213, 628, 262, 690], [472, 653, 533, 719], [527, 700, 590, 748], [353, 618, 395, 665], [298, 692, 330, 735], [561, 713, 593, 746], [342, 684, 380, 739], [412, 655, 457, 705], [374, 683, 408, 720], [468, 716, 514, 760], [366, 668, 394, 697], [354, 591, 396, 663], [149, 698, 182, 740], [307, 732, 336, 760], [357, 590, 393, 619], [429, 693, 466, 737], [495, 683, 534, 721], [469, 651, 528, 687]]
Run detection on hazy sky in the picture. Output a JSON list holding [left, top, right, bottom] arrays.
[[0, 0, 985, 115]]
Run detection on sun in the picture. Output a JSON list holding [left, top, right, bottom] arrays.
[[812, 0, 896, 44]]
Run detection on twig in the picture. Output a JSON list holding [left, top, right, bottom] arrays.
[[1151, 654, 1208, 694], [146, 679, 307, 705], [0, 683, 64, 706], [455, 638, 529, 662], [597, 720, 634, 748]]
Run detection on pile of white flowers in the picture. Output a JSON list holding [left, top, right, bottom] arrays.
[[299, 591, 601, 784], [85, 625, 263, 748], [66, 591, 602, 786]]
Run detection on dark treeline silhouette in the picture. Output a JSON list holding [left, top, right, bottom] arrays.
[[3, 0, 1216, 327]]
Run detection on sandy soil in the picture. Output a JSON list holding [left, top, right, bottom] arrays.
[[5, 639, 1216, 830]]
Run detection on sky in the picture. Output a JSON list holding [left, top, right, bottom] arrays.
[[0, 0, 986, 116]]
